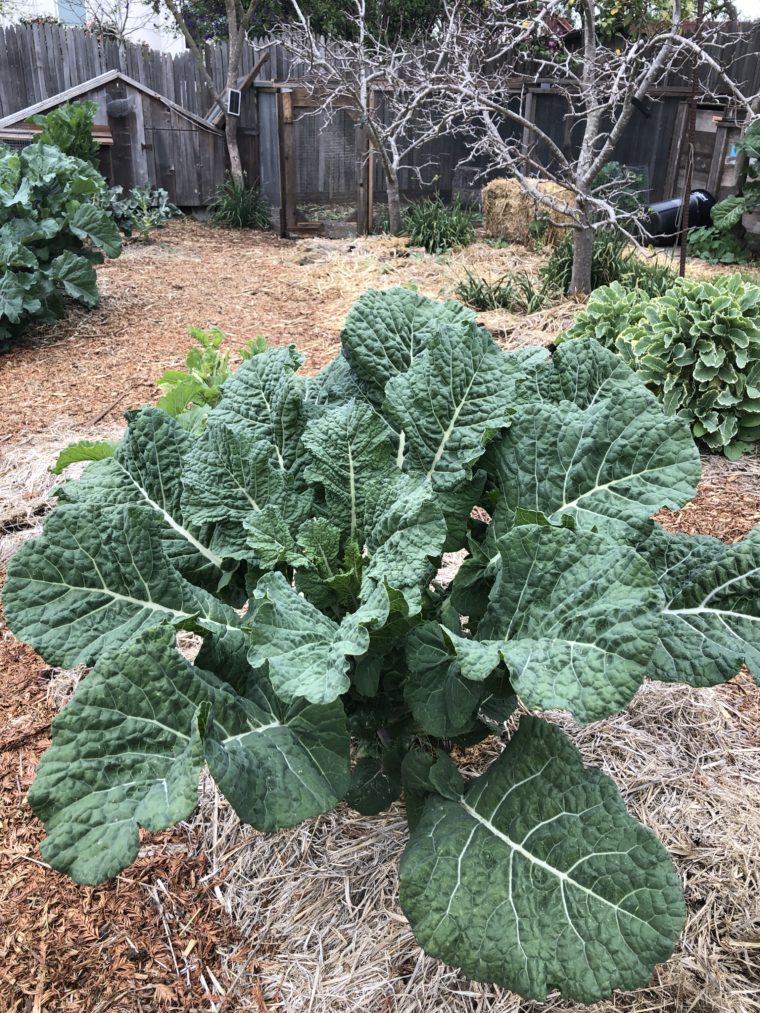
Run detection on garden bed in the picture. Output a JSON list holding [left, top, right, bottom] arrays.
[[1, 219, 759, 1013]]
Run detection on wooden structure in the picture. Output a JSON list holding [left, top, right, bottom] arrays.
[[0, 22, 758, 225], [0, 71, 228, 205]]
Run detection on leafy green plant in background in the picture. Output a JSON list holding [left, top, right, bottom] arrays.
[[5, 287, 760, 1003], [99, 183, 181, 240], [456, 269, 551, 313], [687, 225, 752, 264], [689, 123, 760, 264], [544, 230, 676, 296], [154, 326, 267, 432], [0, 144, 121, 350], [31, 100, 101, 167], [403, 195, 476, 253], [558, 281, 649, 350], [619, 275, 760, 458], [207, 177, 271, 229]]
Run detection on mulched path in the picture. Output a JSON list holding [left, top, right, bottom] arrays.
[[1, 220, 759, 1011]]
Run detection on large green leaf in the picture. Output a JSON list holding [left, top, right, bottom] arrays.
[[404, 622, 484, 737], [57, 408, 224, 583], [51, 439, 117, 475], [639, 525, 760, 686], [302, 400, 394, 540], [485, 385, 700, 538], [68, 202, 122, 258], [449, 525, 664, 722], [50, 251, 99, 306], [3, 504, 241, 668], [181, 420, 312, 558], [362, 475, 448, 612], [209, 345, 305, 469], [399, 716, 685, 1003], [29, 626, 349, 884], [246, 572, 389, 704], [341, 287, 476, 403], [383, 322, 522, 490]]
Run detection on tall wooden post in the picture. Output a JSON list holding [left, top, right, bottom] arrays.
[[277, 88, 297, 238], [356, 113, 370, 236]]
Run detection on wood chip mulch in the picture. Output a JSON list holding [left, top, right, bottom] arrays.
[[0, 594, 239, 1013]]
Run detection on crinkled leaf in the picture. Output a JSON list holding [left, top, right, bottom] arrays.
[[345, 754, 402, 815], [451, 526, 664, 722], [3, 504, 241, 668], [50, 251, 99, 306], [210, 345, 305, 469], [68, 202, 122, 258], [399, 716, 685, 1003], [384, 322, 522, 489], [302, 400, 394, 541], [181, 422, 312, 558], [341, 287, 477, 403], [247, 572, 389, 704], [29, 626, 348, 884], [362, 476, 447, 612], [639, 525, 760, 686], [57, 408, 224, 585], [485, 386, 700, 538], [405, 622, 485, 737]]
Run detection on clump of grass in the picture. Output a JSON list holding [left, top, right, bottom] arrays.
[[403, 196, 475, 254], [456, 270, 551, 313], [207, 178, 271, 230]]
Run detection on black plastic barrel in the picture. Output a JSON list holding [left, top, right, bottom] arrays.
[[645, 189, 715, 246]]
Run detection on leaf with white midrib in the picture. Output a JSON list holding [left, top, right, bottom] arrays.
[[382, 322, 523, 490], [399, 716, 685, 1003], [638, 525, 760, 686], [28, 625, 349, 884], [3, 503, 241, 668]]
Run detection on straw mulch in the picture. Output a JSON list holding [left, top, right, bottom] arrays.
[[189, 452, 760, 1013], [482, 178, 576, 246]]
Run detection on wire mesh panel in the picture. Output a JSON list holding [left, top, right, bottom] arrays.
[[294, 105, 357, 228]]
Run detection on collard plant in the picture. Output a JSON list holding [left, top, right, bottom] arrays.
[[0, 144, 121, 349], [5, 289, 760, 1003]]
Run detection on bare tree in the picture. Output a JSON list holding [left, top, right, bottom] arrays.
[[83, 0, 167, 44], [280, 0, 461, 234], [428, 0, 759, 291], [159, 0, 261, 185]]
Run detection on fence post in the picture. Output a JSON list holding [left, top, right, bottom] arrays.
[[356, 115, 370, 235], [278, 87, 297, 237]]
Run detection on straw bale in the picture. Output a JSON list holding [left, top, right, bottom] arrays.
[[482, 178, 576, 247], [194, 675, 760, 1013]]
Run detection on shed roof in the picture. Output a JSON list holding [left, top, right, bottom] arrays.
[[0, 70, 222, 134]]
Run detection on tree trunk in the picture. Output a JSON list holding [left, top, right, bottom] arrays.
[[225, 114, 245, 188], [569, 225, 594, 294], [387, 175, 402, 235]]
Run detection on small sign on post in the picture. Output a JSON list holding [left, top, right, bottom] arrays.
[[227, 89, 242, 117]]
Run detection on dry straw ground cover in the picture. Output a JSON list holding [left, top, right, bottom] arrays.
[[1, 221, 759, 1012]]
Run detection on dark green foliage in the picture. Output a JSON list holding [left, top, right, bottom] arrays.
[[207, 178, 271, 230], [456, 270, 550, 313], [9, 286, 760, 1001], [0, 144, 121, 350], [544, 230, 676, 295], [403, 196, 476, 254], [31, 101, 100, 167], [100, 184, 181, 239], [688, 225, 752, 264]]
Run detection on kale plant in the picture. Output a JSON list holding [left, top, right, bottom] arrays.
[[0, 144, 121, 349], [5, 289, 760, 1004]]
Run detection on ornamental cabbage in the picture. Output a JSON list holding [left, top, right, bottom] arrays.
[[5, 288, 760, 1004]]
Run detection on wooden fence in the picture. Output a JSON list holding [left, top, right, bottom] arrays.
[[1, 22, 759, 221]]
